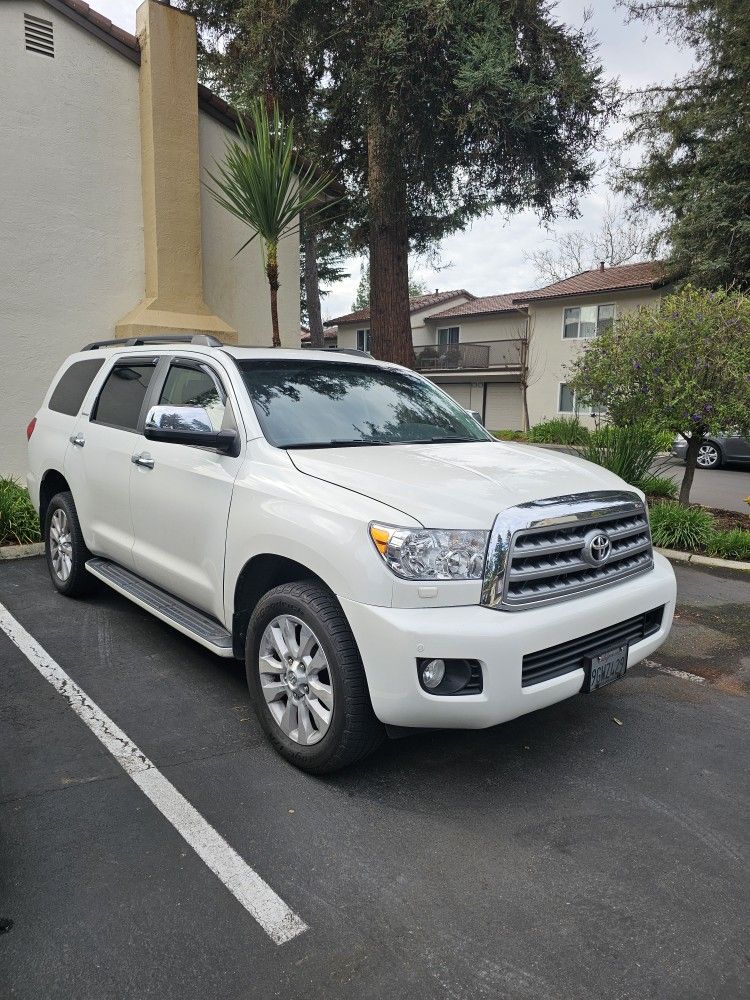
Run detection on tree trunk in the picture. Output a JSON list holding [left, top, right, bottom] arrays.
[[266, 242, 281, 347], [679, 433, 701, 506], [367, 113, 413, 367], [303, 217, 325, 349], [521, 338, 530, 433]]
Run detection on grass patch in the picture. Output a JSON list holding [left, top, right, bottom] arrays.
[[648, 502, 715, 551], [583, 423, 665, 485], [706, 529, 750, 562], [0, 478, 41, 546], [637, 474, 678, 500], [493, 429, 527, 441], [528, 417, 589, 446]]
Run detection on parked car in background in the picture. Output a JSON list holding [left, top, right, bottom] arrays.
[[28, 335, 676, 773], [672, 434, 750, 469]]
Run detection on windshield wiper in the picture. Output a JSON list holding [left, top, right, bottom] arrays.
[[284, 439, 393, 449], [401, 436, 481, 445]]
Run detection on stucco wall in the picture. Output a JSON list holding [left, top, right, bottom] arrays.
[[525, 289, 665, 428], [1, 2, 300, 477], [1, 1, 144, 477], [199, 114, 300, 348], [425, 312, 527, 345], [334, 294, 474, 351]]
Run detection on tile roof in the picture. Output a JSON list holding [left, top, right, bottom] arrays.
[[517, 261, 668, 303], [301, 325, 337, 342], [327, 289, 474, 326], [427, 292, 531, 321]]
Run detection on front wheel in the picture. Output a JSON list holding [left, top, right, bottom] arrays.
[[696, 442, 722, 469], [245, 581, 384, 773], [44, 491, 94, 597]]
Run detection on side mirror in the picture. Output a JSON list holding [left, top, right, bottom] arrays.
[[144, 405, 239, 456], [466, 408, 484, 426]]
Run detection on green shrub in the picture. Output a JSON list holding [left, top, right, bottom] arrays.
[[706, 529, 750, 561], [493, 429, 527, 441], [528, 417, 589, 446], [0, 478, 41, 546], [636, 474, 679, 500], [648, 502, 715, 551], [583, 423, 663, 485]]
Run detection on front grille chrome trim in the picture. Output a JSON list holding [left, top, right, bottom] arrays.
[[481, 491, 654, 611]]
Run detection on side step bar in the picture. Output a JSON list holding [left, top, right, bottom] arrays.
[[86, 558, 234, 657]]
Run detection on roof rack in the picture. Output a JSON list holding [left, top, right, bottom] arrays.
[[324, 347, 372, 358], [81, 335, 224, 351]]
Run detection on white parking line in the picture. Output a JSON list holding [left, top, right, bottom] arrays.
[[0, 602, 307, 945]]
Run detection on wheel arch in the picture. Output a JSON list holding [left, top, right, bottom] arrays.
[[232, 553, 333, 659], [39, 469, 71, 524]]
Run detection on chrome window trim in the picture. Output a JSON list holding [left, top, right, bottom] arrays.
[[481, 491, 653, 611]]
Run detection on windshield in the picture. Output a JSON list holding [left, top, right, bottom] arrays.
[[236, 360, 492, 448]]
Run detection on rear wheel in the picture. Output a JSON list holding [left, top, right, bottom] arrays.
[[44, 492, 94, 597], [696, 442, 722, 469], [245, 581, 384, 773]]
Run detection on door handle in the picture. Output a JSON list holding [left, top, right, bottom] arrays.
[[69, 432, 85, 447], [131, 452, 155, 469]]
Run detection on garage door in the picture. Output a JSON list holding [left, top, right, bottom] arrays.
[[484, 383, 523, 431], [442, 383, 472, 409]]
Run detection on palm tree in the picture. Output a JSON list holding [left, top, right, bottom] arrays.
[[205, 99, 335, 347]]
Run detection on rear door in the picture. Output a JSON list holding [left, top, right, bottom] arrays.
[[65, 355, 159, 569], [128, 355, 244, 620]]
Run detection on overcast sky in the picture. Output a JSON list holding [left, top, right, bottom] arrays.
[[93, 0, 692, 319]]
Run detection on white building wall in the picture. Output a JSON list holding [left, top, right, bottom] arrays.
[[426, 312, 526, 344], [1, 1, 144, 477], [525, 289, 665, 428]]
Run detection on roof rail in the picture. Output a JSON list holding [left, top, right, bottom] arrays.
[[325, 347, 372, 358], [81, 334, 224, 351]]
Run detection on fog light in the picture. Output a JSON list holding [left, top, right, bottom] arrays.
[[421, 658, 446, 689]]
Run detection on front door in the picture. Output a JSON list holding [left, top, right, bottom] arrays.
[[129, 357, 244, 620]]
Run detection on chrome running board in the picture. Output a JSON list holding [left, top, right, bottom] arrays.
[[86, 558, 234, 657]]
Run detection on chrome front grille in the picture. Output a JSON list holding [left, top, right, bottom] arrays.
[[481, 492, 654, 611]]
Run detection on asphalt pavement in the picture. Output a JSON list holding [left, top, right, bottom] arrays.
[[657, 457, 749, 513], [1, 557, 748, 1000]]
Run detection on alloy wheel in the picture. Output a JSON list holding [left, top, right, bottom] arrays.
[[697, 444, 719, 468], [49, 508, 73, 582], [258, 615, 334, 745]]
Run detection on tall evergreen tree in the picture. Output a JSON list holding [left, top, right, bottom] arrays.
[[619, 0, 750, 289], [181, 1, 608, 365]]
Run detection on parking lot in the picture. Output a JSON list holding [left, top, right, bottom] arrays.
[[1, 556, 748, 1000]]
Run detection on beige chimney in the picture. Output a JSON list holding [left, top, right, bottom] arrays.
[[116, 0, 237, 343]]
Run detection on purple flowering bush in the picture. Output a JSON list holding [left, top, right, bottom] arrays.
[[568, 286, 750, 505]]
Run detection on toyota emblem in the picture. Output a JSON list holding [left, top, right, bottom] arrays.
[[583, 530, 612, 566]]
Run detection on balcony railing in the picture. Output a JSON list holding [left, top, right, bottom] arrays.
[[415, 339, 525, 372]]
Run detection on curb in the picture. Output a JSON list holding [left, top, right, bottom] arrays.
[[656, 547, 750, 573], [0, 542, 44, 561]]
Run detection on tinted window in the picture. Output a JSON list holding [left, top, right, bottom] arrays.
[[48, 359, 105, 416], [236, 360, 491, 448], [159, 364, 226, 431], [94, 363, 155, 430]]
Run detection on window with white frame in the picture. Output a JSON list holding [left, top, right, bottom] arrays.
[[437, 326, 459, 347], [558, 383, 606, 415], [356, 328, 372, 352], [563, 303, 615, 339]]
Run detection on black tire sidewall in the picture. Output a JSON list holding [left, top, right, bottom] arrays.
[[44, 492, 92, 597], [245, 583, 378, 772]]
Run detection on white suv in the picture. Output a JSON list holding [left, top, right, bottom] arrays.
[[27, 335, 676, 772]]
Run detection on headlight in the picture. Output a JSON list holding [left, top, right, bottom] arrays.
[[369, 523, 488, 581]]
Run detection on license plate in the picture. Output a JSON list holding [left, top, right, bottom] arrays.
[[582, 644, 628, 693]]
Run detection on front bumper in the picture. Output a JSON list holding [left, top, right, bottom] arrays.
[[340, 553, 676, 729]]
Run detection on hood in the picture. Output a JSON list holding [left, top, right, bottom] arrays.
[[288, 440, 635, 528]]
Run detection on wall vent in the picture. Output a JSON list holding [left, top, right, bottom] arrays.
[[24, 13, 54, 57]]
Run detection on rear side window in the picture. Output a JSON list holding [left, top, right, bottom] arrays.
[[48, 359, 105, 416], [93, 363, 156, 431]]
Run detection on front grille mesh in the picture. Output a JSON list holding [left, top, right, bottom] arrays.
[[522, 606, 664, 687], [505, 510, 652, 607]]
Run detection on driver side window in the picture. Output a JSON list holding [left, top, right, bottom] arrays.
[[158, 364, 227, 431]]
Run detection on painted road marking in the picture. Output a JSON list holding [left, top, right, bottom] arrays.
[[643, 658, 706, 684], [0, 602, 307, 945]]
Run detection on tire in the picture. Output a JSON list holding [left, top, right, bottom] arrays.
[[696, 442, 722, 470], [245, 581, 385, 773], [44, 491, 95, 597]]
